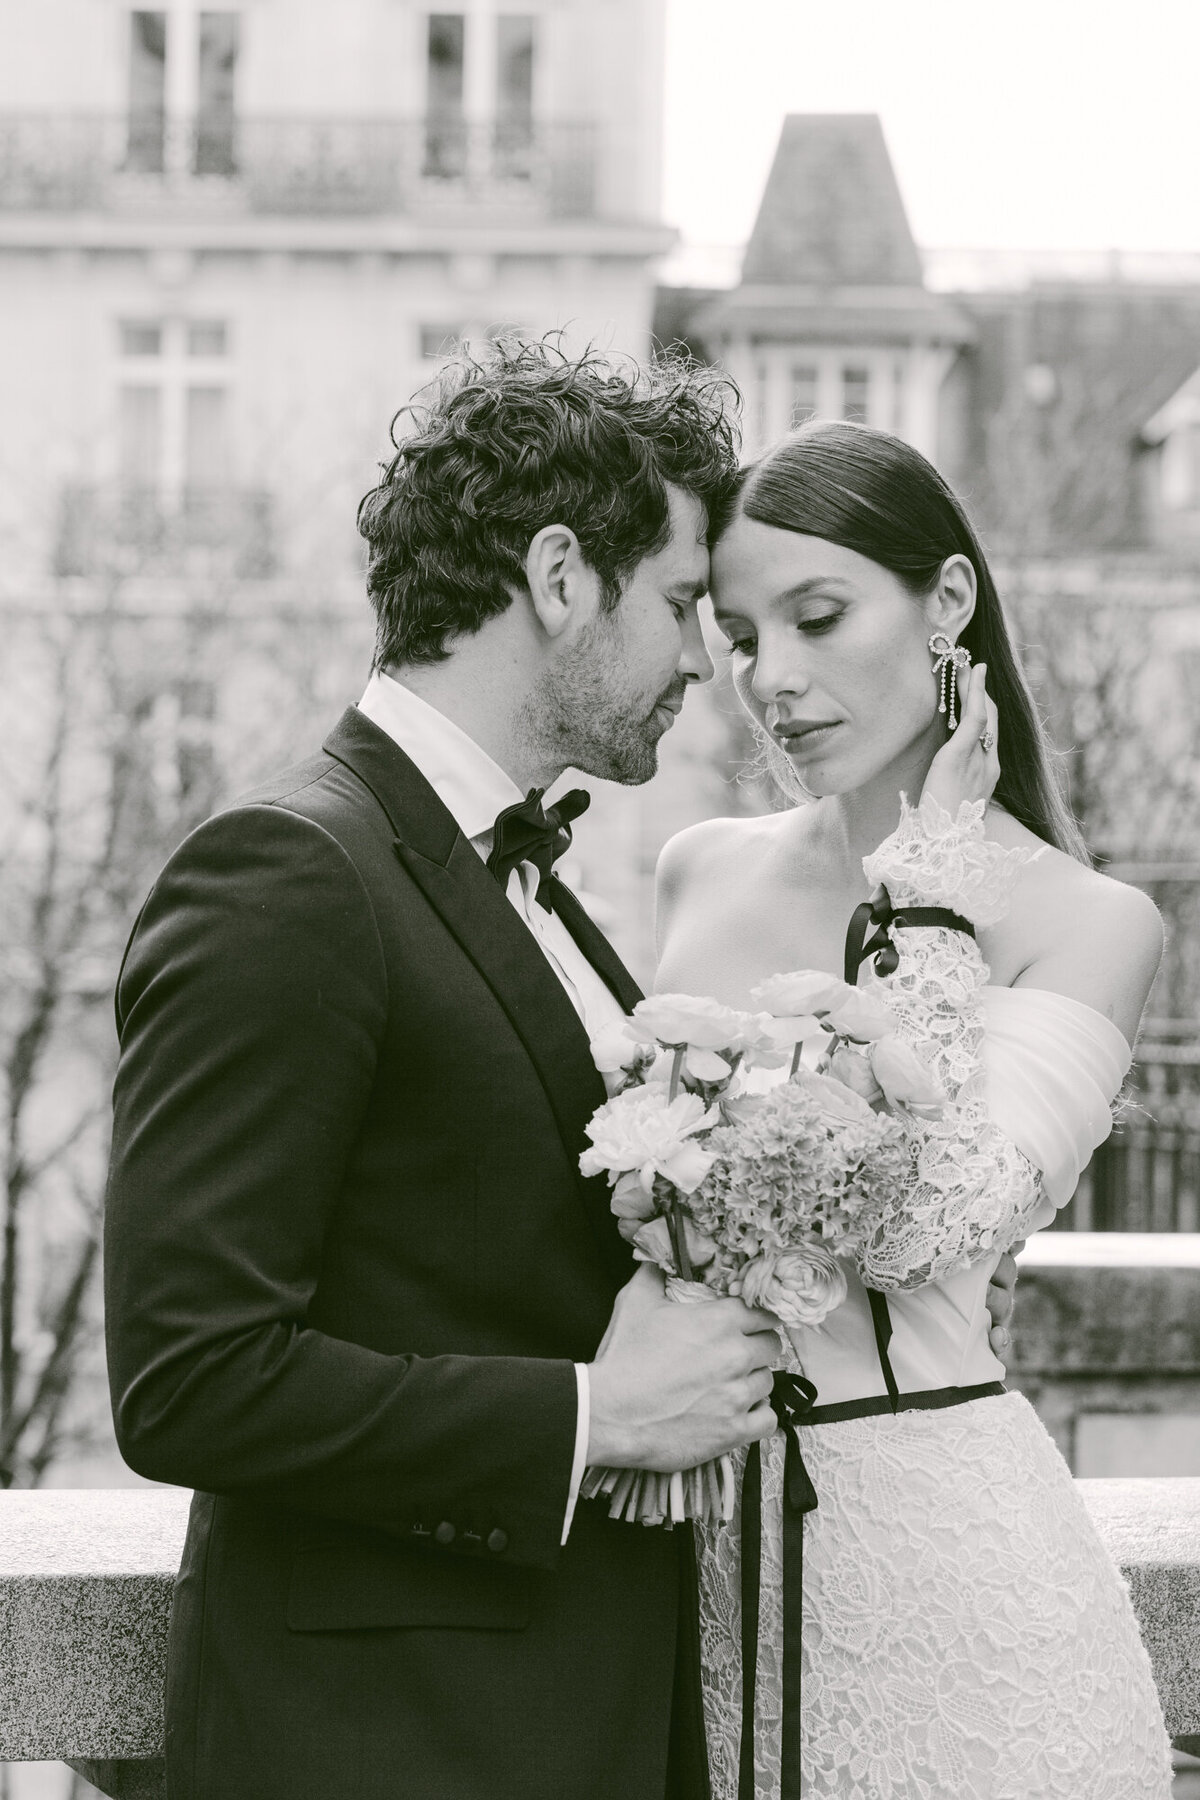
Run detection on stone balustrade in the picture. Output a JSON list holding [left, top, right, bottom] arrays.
[[0, 1479, 1198, 1798]]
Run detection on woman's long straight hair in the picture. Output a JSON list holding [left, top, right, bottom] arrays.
[[717, 420, 1089, 861]]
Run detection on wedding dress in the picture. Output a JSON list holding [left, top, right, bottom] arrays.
[[694, 798, 1173, 1800]]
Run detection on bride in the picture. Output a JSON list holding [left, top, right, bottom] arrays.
[[655, 421, 1173, 1798]]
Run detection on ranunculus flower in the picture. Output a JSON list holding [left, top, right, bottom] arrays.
[[579, 1086, 719, 1194], [609, 1170, 656, 1221], [752, 970, 851, 1017], [869, 1036, 946, 1116], [632, 993, 754, 1052], [829, 1045, 885, 1108], [793, 1067, 880, 1128], [629, 1216, 675, 1267], [823, 988, 896, 1042], [740, 1010, 827, 1065], [739, 1243, 848, 1328], [626, 1211, 718, 1272], [686, 1046, 733, 1083]]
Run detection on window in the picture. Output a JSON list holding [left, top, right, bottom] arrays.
[[790, 365, 817, 427], [187, 320, 228, 357], [127, 12, 167, 174], [119, 319, 164, 357], [195, 12, 239, 177], [185, 387, 228, 493], [842, 367, 870, 424], [119, 386, 163, 491], [425, 15, 466, 178], [751, 361, 769, 449], [496, 16, 535, 177]]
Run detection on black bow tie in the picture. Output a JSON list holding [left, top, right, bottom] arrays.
[[485, 787, 591, 910]]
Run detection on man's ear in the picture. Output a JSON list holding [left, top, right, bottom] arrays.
[[524, 523, 599, 640], [925, 553, 977, 642]]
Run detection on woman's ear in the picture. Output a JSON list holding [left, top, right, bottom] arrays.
[[925, 553, 977, 641], [524, 523, 597, 640]]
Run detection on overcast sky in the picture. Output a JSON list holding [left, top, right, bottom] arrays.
[[662, 0, 1200, 265]]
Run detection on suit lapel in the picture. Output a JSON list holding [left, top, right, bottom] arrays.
[[323, 708, 636, 1284]]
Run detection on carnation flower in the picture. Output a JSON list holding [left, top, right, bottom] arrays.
[[632, 993, 754, 1052], [869, 1036, 946, 1116], [579, 1086, 719, 1194], [752, 970, 851, 1017], [740, 1243, 848, 1328]]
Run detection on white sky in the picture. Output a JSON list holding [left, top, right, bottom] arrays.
[[663, 0, 1200, 261]]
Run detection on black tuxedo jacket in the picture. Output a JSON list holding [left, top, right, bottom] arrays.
[[105, 707, 711, 1800]]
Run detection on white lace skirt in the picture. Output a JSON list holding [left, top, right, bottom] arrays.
[[696, 1391, 1172, 1800]]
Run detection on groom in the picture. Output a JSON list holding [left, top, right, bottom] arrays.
[[104, 341, 783, 1800]]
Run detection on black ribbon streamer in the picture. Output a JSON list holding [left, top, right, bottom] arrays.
[[485, 786, 590, 909], [843, 884, 976, 985], [738, 1371, 820, 1800]]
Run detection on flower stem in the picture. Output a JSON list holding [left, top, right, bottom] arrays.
[[670, 1196, 694, 1281], [668, 1044, 686, 1103]]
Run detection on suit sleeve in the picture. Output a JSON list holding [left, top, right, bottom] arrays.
[[105, 803, 578, 1571]]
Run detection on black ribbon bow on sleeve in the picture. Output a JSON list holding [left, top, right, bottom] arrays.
[[843, 883, 976, 985], [485, 787, 591, 909]]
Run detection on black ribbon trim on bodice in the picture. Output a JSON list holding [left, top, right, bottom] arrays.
[[843, 884, 976, 985]]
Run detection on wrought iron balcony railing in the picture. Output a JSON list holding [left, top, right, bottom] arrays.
[[54, 485, 276, 581], [0, 113, 598, 219]]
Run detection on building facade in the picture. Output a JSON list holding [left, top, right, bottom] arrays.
[[0, 0, 671, 592]]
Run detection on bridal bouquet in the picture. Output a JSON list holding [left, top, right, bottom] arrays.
[[578, 971, 945, 1527]]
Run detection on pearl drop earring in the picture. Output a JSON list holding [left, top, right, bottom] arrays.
[[928, 632, 972, 730]]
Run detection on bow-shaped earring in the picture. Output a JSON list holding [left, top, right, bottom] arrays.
[[928, 632, 972, 730]]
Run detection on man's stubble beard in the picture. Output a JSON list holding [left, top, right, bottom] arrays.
[[520, 622, 672, 787]]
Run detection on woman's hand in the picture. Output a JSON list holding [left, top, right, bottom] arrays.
[[920, 662, 1000, 817]]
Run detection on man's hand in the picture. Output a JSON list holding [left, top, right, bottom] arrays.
[[986, 1244, 1022, 1363], [587, 1265, 779, 1471]]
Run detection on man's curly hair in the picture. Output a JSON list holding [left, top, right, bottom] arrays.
[[357, 337, 741, 668]]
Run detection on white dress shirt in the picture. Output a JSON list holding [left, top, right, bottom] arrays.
[[357, 671, 631, 1541]]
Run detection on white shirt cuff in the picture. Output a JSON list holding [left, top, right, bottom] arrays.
[[561, 1362, 590, 1544]]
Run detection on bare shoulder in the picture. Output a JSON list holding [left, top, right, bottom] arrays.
[[657, 811, 784, 894], [984, 808, 1163, 1041]]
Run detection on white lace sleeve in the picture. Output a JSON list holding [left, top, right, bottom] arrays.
[[856, 796, 1047, 1290]]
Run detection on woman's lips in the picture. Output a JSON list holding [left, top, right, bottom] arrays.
[[773, 720, 840, 751]]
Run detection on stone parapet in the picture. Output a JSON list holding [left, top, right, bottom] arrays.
[[0, 1481, 1198, 1796]]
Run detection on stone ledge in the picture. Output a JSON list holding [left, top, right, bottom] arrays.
[[0, 1481, 1198, 1779]]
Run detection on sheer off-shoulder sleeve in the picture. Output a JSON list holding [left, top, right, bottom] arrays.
[[855, 796, 1048, 1289]]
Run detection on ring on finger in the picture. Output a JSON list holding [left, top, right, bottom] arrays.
[[979, 730, 996, 752]]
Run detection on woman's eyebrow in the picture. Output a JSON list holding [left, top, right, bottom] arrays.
[[772, 577, 856, 605]]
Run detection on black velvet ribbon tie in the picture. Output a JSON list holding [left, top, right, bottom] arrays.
[[485, 787, 590, 909], [843, 883, 976, 986], [739, 1370, 820, 1800]]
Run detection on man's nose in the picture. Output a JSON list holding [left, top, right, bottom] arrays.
[[678, 607, 714, 684]]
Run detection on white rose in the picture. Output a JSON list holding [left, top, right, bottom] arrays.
[[869, 1036, 946, 1116], [751, 970, 851, 1017], [632, 992, 755, 1052], [579, 1086, 719, 1194], [823, 988, 896, 1043], [792, 1067, 879, 1128], [685, 1046, 733, 1084], [741, 1244, 848, 1328]]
